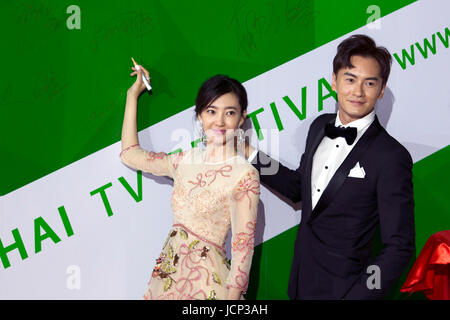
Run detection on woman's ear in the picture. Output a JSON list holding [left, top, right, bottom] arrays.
[[239, 110, 247, 127]]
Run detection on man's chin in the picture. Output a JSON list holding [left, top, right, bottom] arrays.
[[340, 108, 371, 122]]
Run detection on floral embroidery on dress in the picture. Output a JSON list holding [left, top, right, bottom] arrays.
[[190, 189, 228, 219], [227, 266, 249, 293], [171, 181, 187, 214], [232, 220, 256, 263], [188, 173, 207, 196], [119, 144, 139, 157], [175, 242, 211, 299], [215, 248, 231, 271], [205, 165, 232, 185], [171, 151, 185, 170], [188, 165, 233, 195], [233, 170, 260, 209], [150, 230, 181, 292], [136, 148, 260, 300], [206, 290, 217, 300], [146, 225, 228, 300], [147, 151, 166, 161]]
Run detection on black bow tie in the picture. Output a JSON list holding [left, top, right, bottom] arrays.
[[325, 123, 357, 145]]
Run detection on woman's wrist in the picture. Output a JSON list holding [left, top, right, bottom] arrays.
[[226, 287, 242, 300], [126, 89, 139, 100]]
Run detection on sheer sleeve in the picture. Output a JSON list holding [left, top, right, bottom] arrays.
[[119, 144, 184, 179], [226, 168, 260, 295]]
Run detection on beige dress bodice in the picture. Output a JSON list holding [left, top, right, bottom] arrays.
[[120, 144, 260, 299]]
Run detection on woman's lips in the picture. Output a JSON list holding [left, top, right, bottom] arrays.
[[211, 129, 227, 135]]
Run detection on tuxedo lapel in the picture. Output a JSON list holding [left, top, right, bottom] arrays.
[[307, 116, 382, 222]]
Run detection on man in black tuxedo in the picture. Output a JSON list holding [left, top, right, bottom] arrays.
[[247, 34, 415, 299]]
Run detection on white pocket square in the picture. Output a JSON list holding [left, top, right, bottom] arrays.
[[348, 162, 366, 178]]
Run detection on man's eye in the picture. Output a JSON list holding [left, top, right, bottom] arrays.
[[346, 78, 354, 83], [366, 82, 374, 87]]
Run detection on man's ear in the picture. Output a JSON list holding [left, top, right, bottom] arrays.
[[331, 73, 337, 92], [378, 84, 386, 100]]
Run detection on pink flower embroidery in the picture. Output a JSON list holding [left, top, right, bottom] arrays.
[[147, 151, 166, 161], [233, 171, 260, 209], [227, 266, 249, 294], [232, 221, 256, 263]]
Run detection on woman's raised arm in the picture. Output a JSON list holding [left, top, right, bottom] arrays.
[[121, 57, 149, 150], [119, 59, 181, 178]]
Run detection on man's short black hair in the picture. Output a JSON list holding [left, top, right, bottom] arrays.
[[333, 34, 392, 86]]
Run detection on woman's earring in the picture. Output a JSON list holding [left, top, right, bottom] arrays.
[[237, 128, 244, 146], [200, 122, 207, 144]]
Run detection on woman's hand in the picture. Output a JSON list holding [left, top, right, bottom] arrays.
[[127, 57, 151, 98]]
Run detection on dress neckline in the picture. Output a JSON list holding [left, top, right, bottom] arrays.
[[204, 155, 239, 164]]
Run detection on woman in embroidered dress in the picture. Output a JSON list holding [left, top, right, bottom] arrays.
[[120, 59, 260, 300]]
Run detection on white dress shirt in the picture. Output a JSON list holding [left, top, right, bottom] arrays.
[[311, 110, 375, 209], [248, 110, 376, 209]]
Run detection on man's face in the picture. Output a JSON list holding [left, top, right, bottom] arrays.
[[332, 55, 386, 125]]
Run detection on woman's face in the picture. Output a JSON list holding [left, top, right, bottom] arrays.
[[197, 92, 246, 146]]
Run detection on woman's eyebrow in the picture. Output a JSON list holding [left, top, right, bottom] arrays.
[[207, 105, 238, 110]]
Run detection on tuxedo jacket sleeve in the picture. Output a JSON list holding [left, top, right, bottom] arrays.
[[250, 116, 325, 203], [343, 142, 415, 299], [251, 151, 304, 203]]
